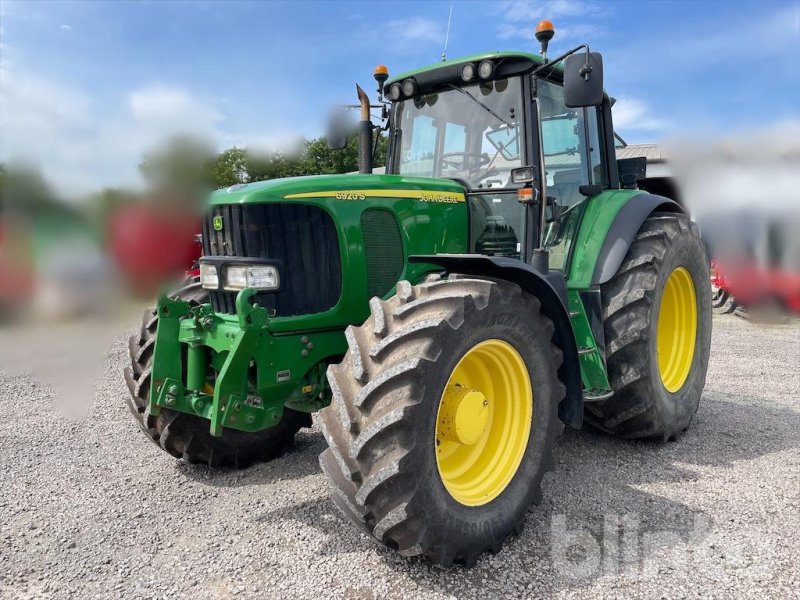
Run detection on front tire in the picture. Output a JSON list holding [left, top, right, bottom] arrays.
[[585, 213, 712, 440], [318, 275, 564, 567], [123, 280, 310, 468]]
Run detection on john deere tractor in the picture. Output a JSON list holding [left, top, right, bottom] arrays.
[[124, 21, 711, 567]]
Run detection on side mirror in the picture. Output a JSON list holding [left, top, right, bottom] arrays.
[[563, 51, 604, 108], [326, 109, 351, 150]]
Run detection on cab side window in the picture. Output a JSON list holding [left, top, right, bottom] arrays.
[[536, 79, 607, 208]]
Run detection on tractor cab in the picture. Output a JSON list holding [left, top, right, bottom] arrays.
[[350, 23, 611, 273]]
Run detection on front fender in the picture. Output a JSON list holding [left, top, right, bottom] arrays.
[[409, 254, 583, 429]]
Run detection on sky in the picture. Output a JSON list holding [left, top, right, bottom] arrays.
[[0, 0, 798, 196]]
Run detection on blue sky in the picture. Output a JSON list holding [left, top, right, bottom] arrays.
[[1, 0, 798, 195]]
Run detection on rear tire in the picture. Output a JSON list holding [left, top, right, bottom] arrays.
[[124, 279, 310, 468], [585, 213, 711, 440], [318, 275, 564, 567]]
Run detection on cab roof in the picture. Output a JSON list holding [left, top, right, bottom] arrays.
[[384, 50, 559, 87]]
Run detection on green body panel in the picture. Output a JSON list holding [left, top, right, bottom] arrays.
[[554, 189, 644, 394], [210, 173, 469, 333], [565, 189, 644, 290], [567, 291, 611, 392], [209, 173, 467, 205]]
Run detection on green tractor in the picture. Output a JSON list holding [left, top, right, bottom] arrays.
[[124, 22, 711, 567]]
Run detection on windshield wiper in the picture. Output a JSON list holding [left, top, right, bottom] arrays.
[[447, 84, 513, 128]]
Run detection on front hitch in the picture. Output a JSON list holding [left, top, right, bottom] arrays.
[[149, 288, 283, 437]]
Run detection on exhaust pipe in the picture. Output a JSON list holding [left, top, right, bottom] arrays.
[[356, 84, 373, 174]]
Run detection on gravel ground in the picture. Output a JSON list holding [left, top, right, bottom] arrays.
[[1, 313, 798, 599]]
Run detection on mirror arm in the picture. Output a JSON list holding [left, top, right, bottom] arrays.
[[531, 44, 592, 78]]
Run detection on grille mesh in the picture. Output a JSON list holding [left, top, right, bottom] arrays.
[[202, 204, 342, 316], [360, 209, 404, 299]]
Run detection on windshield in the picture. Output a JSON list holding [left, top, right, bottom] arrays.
[[394, 77, 524, 189]]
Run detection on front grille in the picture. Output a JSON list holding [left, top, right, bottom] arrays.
[[361, 209, 404, 299], [202, 204, 342, 316]]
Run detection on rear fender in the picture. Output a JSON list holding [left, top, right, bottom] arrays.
[[409, 254, 583, 429], [592, 193, 683, 285]]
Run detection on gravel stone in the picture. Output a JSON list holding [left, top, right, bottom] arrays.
[[0, 314, 798, 598]]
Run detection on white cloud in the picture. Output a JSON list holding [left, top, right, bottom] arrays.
[[384, 16, 442, 44], [0, 67, 99, 192], [129, 86, 224, 137], [59, 24, 72, 31], [498, 0, 601, 21], [497, 22, 603, 42], [0, 63, 274, 196], [495, 1, 608, 45], [611, 98, 667, 132]]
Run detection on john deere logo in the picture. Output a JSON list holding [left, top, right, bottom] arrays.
[[212, 216, 223, 231]]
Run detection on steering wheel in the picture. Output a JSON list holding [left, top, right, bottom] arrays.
[[439, 152, 490, 172]]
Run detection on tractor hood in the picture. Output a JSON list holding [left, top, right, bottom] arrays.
[[208, 174, 467, 206]]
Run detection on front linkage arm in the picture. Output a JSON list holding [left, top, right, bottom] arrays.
[[149, 289, 280, 437]]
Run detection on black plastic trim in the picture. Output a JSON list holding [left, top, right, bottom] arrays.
[[592, 193, 683, 285], [409, 253, 583, 428], [601, 97, 619, 188]]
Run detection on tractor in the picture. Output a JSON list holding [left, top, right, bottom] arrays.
[[124, 21, 711, 567]]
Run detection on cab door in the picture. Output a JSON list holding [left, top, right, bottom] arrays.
[[533, 77, 609, 271]]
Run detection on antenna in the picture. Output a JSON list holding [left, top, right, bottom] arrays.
[[441, 4, 453, 62]]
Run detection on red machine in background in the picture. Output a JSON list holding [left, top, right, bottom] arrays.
[[106, 201, 201, 296], [711, 259, 800, 316]]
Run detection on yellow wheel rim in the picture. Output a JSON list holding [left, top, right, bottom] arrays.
[[657, 266, 698, 392], [435, 339, 532, 506]]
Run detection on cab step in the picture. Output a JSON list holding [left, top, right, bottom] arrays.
[[583, 389, 614, 402]]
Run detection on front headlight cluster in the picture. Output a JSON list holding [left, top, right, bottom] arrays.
[[200, 262, 280, 291]]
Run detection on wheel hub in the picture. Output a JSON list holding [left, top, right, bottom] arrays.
[[438, 385, 490, 446]]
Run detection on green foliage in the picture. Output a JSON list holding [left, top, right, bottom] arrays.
[[211, 147, 248, 188], [138, 131, 389, 192], [0, 163, 83, 221], [246, 149, 306, 183], [138, 135, 216, 195]]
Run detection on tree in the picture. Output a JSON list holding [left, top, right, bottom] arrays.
[[211, 147, 248, 188], [246, 148, 305, 183], [138, 135, 216, 195], [137, 129, 391, 193]]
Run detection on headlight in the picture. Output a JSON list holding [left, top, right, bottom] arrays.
[[401, 78, 416, 97], [478, 59, 494, 79], [461, 63, 476, 82], [388, 82, 402, 101], [223, 264, 280, 291], [199, 263, 219, 290]]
